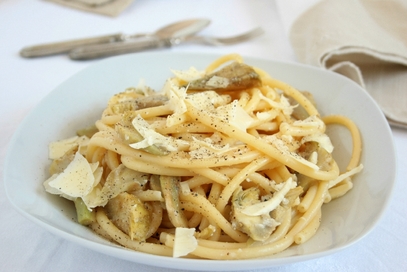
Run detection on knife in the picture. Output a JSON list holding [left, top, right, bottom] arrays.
[[68, 19, 210, 60], [20, 33, 124, 58], [20, 18, 210, 58]]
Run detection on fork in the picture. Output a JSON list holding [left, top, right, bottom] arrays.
[[69, 27, 264, 60]]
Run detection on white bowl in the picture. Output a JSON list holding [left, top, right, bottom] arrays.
[[4, 52, 396, 271]]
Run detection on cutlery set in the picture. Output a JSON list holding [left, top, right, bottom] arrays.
[[20, 19, 263, 60]]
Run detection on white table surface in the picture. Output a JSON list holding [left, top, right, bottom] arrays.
[[1, 1, 406, 271]]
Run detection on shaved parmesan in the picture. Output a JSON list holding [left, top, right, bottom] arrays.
[[173, 228, 198, 258], [130, 114, 188, 152], [44, 152, 95, 198], [329, 164, 364, 188], [165, 79, 188, 127], [187, 90, 230, 111], [265, 135, 319, 170], [48, 136, 89, 159], [292, 115, 324, 129], [215, 100, 253, 132], [48, 136, 78, 159], [258, 92, 294, 115], [171, 67, 204, 82], [241, 177, 295, 216], [302, 133, 334, 153]]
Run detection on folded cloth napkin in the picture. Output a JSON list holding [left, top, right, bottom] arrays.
[[276, 0, 407, 128], [44, 0, 134, 17]]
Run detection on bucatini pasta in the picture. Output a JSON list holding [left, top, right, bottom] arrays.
[[43, 54, 363, 260]]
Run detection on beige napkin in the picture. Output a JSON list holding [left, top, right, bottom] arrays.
[[279, 0, 407, 128], [44, 0, 135, 17]]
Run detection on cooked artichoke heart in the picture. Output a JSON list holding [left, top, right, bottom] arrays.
[[231, 186, 279, 242], [105, 192, 151, 241], [188, 62, 261, 91]]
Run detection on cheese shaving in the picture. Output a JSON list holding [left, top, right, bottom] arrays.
[[241, 177, 295, 216], [214, 100, 253, 132], [44, 152, 95, 198], [48, 135, 89, 159], [329, 164, 364, 188], [173, 227, 198, 258], [265, 135, 319, 170], [302, 133, 334, 153], [130, 114, 189, 152], [171, 67, 204, 82]]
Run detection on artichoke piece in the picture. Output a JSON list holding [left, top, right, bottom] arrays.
[[110, 95, 168, 114], [115, 111, 168, 155], [74, 197, 96, 225], [105, 192, 151, 241], [188, 62, 261, 91], [81, 164, 149, 209], [299, 141, 334, 171], [99, 164, 148, 201], [230, 186, 279, 242], [160, 175, 188, 228], [288, 91, 316, 120]]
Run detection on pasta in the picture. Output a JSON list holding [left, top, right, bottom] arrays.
[[43, 54, 363, 260]]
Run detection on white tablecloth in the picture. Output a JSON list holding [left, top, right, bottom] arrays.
[[1, 1, 406, 271]]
